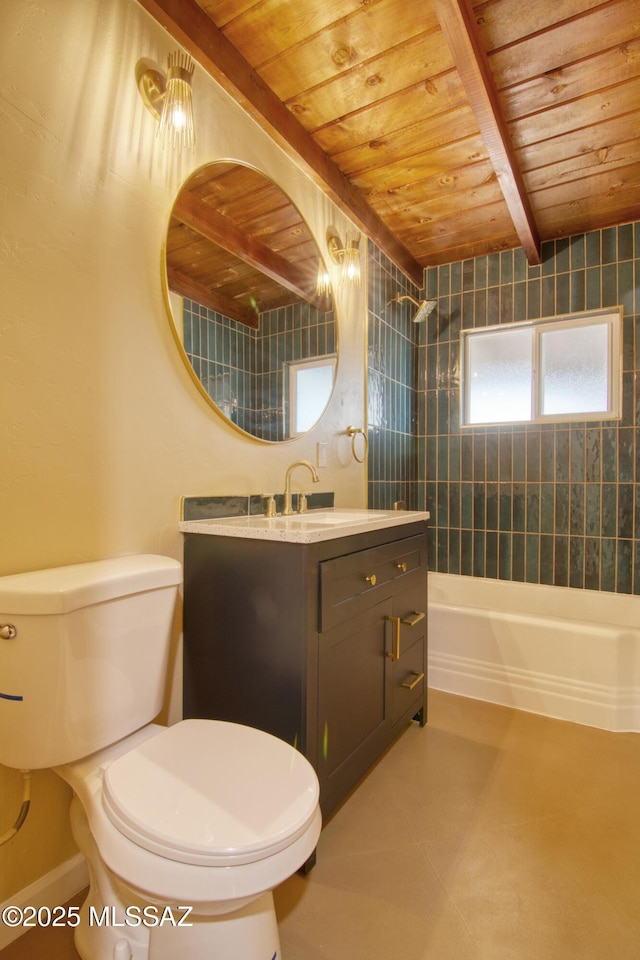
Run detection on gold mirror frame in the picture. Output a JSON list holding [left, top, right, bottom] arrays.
[[162, 160, 337, 442]]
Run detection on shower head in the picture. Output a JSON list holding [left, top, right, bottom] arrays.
[[390, 294, 437, 323]]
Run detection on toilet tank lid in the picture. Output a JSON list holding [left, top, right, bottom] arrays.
[[0, 555, 182, 615]]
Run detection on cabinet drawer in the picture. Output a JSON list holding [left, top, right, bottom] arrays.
[[391, 635, 425, 726], [319, 535, 426, 632]]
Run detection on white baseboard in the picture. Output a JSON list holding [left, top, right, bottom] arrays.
[[0, 853, 88, 950], [429, 650, 640, 732]]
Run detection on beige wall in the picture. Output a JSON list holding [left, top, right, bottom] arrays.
[[0, 0, 367, 901]]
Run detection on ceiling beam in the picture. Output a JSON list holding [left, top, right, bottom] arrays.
[[172, 192, 327, 310], [432, 0, 541, 265], [166, 265, 259, 328], [135, 0, 424, 286]]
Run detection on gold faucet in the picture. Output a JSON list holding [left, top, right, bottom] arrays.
[[282, 459, 319, 515]]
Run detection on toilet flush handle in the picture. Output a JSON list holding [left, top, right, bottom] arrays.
[[0, 624, 17, 640]]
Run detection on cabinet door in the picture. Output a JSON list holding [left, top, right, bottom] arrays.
[[317, 597, 392, 813]]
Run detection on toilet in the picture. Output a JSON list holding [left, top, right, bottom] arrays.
[[0, 555, 321, 960]]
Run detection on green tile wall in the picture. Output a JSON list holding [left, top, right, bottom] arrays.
[[367, 242, 421, 509], [183, 299, 335, 441], [417, 221, 640, 594]]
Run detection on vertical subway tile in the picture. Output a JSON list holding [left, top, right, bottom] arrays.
[[540, 483, 555, 533], [513, 482, 526, 531], [461, 529, 473, 576], [601, 226, 617, 264], [554, 536, 569, 586], [473, 531, 485, 577], [570, 428, 585, 481], [473, 483, 486, 529], [601, 483, 617, 537], [486, 482, 499, 530], [486, 434, 499, 481], [498, 532, 512, 580], [601, 539, 616, 593], [500, 486, 512, 530], [584, 538, 600, 591], [541, 431, 555, 481], [525, 535, 539, 583], [449, 529, 461, 575], [569, 537, 584, 588], [617, 540, 632, 593], [586, 266, 601, 309], [570, 483, 584, 535], [499, 432, 513, 480], [512, 533, 525, 581], [556, 430, 570, 481], [585, 484, 601, 537], [555, 483, 569, 534], [570, 270, 586, 312], [570, 234, 585, 270], [514, 248, 527, 282], [486, 531, 498, 578], [512, 432, 526, 481], [618, 483, 634, 538], [461, 482, 473, 528], [540, 535, 554, 585], [586, 230, 601, 266], [526, 432, 540, 481], [526, 484, 540, 532]]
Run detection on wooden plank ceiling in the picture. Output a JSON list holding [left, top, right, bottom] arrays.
[[140, 0, 640, 284]]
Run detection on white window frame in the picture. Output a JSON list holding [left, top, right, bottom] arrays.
[[460, 307, 622, 428], [287, 355, 337, 437]]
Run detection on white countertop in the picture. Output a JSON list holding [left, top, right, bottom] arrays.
[[179, 508, 430, 544]]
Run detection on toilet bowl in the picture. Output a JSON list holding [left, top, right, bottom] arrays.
[[0, 555, 321, 959]]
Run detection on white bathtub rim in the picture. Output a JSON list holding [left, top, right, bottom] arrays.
[[427, 572, 640, 733], [428, 571, 640, 630]]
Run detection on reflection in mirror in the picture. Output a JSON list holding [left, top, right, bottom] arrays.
[[164, 161, 337, 441]]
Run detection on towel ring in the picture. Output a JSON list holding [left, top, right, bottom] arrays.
[[346, 426, 369, 463]]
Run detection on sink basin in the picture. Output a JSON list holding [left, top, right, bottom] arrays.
[[274, 510, 391, 525]]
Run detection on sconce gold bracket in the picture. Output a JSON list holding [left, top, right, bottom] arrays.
[[326, 232, 343, 266], [138, 68, 166, 121]]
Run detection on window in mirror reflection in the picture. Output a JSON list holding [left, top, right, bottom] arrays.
[[288, 356, 337, 437], [180, 297, 336, 441]]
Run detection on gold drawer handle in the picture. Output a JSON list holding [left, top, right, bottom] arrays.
[[365, 574, 377, 586], [396, 561, 407, 573], [401, 611, 425, 627], [401, 671, 425, 691]]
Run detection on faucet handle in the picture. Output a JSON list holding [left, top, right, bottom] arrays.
[[261, 494, 277, 518], [297, 493, 308, 514]]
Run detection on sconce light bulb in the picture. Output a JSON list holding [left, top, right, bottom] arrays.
[[157, 51, 196, 155]]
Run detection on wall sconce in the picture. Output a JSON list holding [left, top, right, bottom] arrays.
[[138, 51, 196, 154], [316, 261, 332, 297], [326, 230, 362, 288]]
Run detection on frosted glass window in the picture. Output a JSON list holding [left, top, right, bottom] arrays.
[[289, 357, 336, 436], [461, 309, 620, 427], [466, 328, 533, 424], [541, 324, 608, 415]]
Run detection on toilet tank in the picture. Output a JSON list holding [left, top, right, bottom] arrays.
[[0, 555, 182, 770]]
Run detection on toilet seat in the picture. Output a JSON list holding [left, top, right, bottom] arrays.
[[102, 719, 319, 867]]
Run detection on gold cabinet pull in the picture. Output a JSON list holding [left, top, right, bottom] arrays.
[[401, 671, 425, 691], [396, 561, 407, 572], [386, 615, 401, 661], [401, 611, 425, 628], [365, 574, 377, 586]]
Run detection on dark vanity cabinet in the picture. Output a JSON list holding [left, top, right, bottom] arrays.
[[182, 520, 428, 817]]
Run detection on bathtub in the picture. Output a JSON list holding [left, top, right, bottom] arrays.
[[428, 573, 640, 732]]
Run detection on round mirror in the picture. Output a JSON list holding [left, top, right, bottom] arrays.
[[164, 161, 337, 442]]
